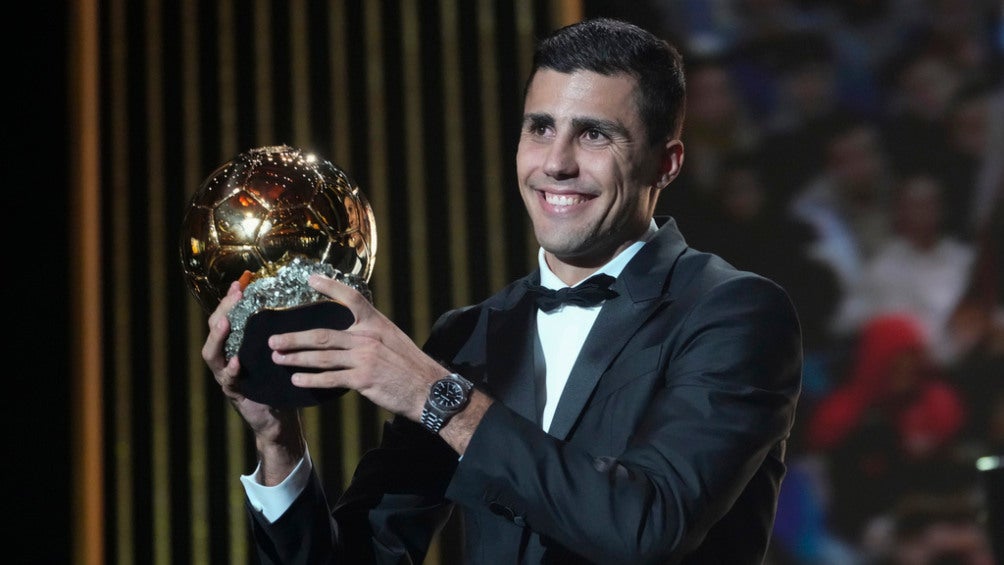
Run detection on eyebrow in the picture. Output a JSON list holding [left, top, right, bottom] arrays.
[[523, 112, 554, 128]]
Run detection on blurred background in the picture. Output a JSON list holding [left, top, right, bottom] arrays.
[[23, 0, 1003, 563]]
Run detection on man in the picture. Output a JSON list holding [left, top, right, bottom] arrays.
[[204, 17, 802, 564]]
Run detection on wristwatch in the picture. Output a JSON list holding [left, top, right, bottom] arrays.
[[420, 373, 474, 433]]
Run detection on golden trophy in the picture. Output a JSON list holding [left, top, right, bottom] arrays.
[[179, 145, 376, 407]]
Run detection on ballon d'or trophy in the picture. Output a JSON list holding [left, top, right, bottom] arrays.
[[179, 145, 377, 408]]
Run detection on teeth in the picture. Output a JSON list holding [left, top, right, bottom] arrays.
[[544, 193, 587, 206]]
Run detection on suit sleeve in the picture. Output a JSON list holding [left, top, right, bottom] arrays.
[[245, 307, 476, 564], [445, 275, 802, 563]]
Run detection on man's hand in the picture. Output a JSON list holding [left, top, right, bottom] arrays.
[[202, 280, 304, 485], [268, 275, 448, 423]]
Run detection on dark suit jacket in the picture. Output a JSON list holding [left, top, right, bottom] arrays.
[[249, 217, 803, 564]]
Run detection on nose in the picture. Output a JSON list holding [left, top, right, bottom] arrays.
[[542, 136, 578, 179]]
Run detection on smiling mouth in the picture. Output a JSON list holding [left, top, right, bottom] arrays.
[[541, 191, 593, 207]]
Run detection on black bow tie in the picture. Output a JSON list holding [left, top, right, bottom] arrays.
[[523, 274, 618, 312]]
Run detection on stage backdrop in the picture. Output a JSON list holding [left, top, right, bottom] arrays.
[[69, 1, 581, 564]]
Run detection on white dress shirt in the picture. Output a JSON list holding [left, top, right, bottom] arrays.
[[536, 222, 655, 430]]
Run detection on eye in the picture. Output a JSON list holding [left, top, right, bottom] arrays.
[[526, 122, 551, 137], [581, 128, 611, 145], [523, 115, 554, 138]]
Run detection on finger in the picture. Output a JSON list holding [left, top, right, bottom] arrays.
[[271, 348, 353, 371], [203, 282, 244, 366], [202, 316, 231, 368], [289, 368, 352, 390], [215, 355, 245, 399], [307, 274, 371, 321], [208, 281, 243, 327], [268, 327, 354, 352]]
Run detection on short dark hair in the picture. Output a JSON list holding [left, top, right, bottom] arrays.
[[525, 18, 687, 144]]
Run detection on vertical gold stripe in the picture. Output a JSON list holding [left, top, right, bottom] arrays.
[[254, 0, 274, 142], [337, 391, 361, 490], [477, 0, 507, 291], [363, 0, 391, 313], [401, 0, 431, 344], [287, 0, 323, 476], [107, 0, 137, 562], [438, 0, 471, 308], [401, 6, 438, 562], [289, 0, 311, 146], [180, 0, 210, 563], [514, 0, 539, 269], [327, 0, 363, 490], [363, 0, 395, 430], [70, 0, 103, 563], [328, 0, 352, 170], [552, 0, 582, 26], [217, 2, 250, 564], [218, 0, 239, 151], [144, 0, 173, 562], [514, 1, 535, 90]]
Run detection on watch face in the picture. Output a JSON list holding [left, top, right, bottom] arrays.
[[431, 380, 466, 410]]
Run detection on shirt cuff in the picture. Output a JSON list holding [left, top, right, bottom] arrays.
[[239, 446, 313, 523]]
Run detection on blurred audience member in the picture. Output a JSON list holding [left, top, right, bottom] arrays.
[[657, 55, 759, 244], [725, 0, 830, 120], [789, 120, 895, 335], [770, 450, 866, 565], [841, 174, 976, 363], [865, 491, 996, 565], [880, 49, 961, 179], [906, 0, 1000, 82], [948, 196, 1004, 454], [810, 0, 921, 118], [759, 31, 864, 208], [970, 87, 1004, 236], [804, 314, 967, 546], [934, 80, 997, 241]]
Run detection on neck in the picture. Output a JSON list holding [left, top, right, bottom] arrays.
[[541, 219, 658, 285], [544, 259, 607, 286]]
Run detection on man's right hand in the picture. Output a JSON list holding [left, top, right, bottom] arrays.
[[202, 279, 305, 485]]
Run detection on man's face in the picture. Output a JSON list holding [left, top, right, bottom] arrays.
[[516, 69, 680, 274]]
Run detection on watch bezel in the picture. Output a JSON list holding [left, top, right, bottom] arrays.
[[430, 379, 468, 410]]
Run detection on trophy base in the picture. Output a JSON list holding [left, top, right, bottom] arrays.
[[237, 300, 355, 408]]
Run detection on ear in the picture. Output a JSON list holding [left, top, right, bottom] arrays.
[[656, 139, 684, 190]]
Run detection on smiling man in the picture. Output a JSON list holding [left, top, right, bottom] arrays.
[[203, 17, 803, 564]]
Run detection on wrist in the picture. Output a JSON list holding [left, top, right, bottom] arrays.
[[254, 412, 305, 486], [440, 390, 491, 455]]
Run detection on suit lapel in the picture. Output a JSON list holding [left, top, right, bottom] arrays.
[[546, 218, 688, 439], [545, 291, 667, 438], [485, 279, 541, 424]]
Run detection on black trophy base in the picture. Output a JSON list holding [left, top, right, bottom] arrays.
[[237, 300, 355, 408]]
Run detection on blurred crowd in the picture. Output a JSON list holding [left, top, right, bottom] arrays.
[[594, 0, 1004, 563]]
